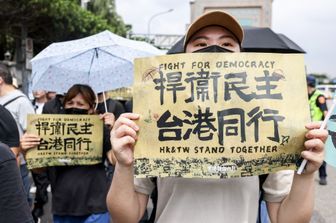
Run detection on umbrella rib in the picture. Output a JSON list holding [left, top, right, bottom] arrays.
[[88, 48, 97, 77], [48, 47, 135, 71], [98, 48, 134, 63]]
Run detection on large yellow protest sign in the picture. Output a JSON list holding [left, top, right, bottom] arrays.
[[133, 53, 311, 178], [26, 114, 103, 169]]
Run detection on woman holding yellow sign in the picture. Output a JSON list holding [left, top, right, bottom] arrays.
[[21, 84, 114, 223]]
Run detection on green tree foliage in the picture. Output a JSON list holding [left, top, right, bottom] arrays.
[[0, 0, 127, 58], [87, 0, 127, 36]]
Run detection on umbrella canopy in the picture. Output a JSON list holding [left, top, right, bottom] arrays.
[[242, 27, 305, 53], [31, 30, 163, 93], [167, 27, 305, 54]]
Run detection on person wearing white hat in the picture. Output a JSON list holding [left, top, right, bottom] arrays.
[[107, 11, 327, 223]]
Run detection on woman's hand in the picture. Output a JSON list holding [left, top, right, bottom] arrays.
[[301, 122, 328, 175], [110, 113, 140, 167], [20, 133, 41, 153], [100, 112, 115, 129]]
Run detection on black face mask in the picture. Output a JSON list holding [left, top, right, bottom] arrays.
[[65, 108, 89, 115], [193, 45, 234, 53]]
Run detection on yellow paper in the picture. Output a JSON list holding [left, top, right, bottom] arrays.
[[26, 114, 103, 169], [133, 53, 310, 178]]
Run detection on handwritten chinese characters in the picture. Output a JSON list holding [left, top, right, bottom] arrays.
[[25, 114, 103, 169], [35, 117, 93, 153], [134, 53, 310, 178]]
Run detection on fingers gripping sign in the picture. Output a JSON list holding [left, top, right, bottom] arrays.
[[110, 113, 140, 167], [20, 133, 41, 153], [298, 122, 328, 175]]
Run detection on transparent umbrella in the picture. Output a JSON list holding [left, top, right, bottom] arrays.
[[31, 30, 163, 94]]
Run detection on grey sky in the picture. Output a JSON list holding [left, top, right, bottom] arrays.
[[115, 0, 336, 78]]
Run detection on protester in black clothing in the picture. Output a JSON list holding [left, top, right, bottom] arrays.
[[0, 142, 34, 223], [95, 92, 125, 119], [42, 94, 65, 114], [21, 84, 114, 223], [0, 104, 20, 154]]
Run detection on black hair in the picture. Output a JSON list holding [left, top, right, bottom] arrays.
[[0, 64, 13, 85]]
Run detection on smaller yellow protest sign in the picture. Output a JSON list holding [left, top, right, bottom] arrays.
[[26, 114, 103, 169]]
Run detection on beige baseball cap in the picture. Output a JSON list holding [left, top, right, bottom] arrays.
[[184, 10, 244, 48]]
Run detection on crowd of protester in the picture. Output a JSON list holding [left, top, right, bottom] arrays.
[[0, 63, 126, 222], [0, 10, 329, 223]]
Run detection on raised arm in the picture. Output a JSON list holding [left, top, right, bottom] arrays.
[[268, 122, 328, 223], [106, 113, 148, 223]]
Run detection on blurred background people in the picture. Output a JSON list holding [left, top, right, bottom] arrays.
[[46, 91, 57, 101], [95, 91, 125, 119], [32, 90, 48, 114], [307, 75, 328, 185], [42, 93, 65, 114]]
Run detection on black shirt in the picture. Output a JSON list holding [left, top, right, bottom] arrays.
[[0, 143, 34, 222], [42, 95, 64, 114], [48, 126, 112, 216], [0, 105, 20, 147], [124, 99, 133, 113], [96, 98, 125, 119]]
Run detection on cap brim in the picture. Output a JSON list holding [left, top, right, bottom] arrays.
[[184, 10, 244, 49]]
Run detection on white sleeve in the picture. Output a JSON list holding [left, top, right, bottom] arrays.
[[134, 177, 155, 195], [262, 170, 294, 202], [18, 98, 35, 131]]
